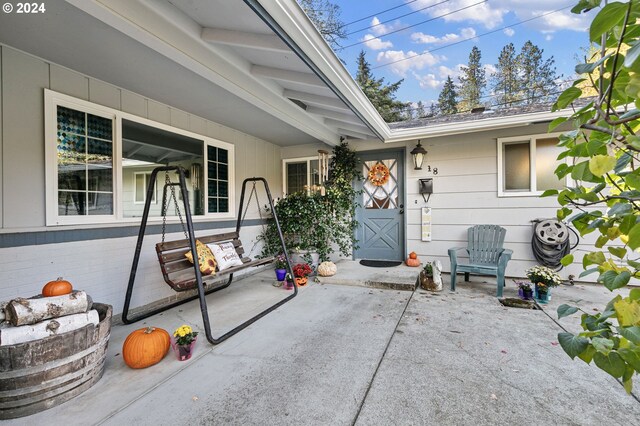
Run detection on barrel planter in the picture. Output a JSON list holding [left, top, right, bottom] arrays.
[[0, 303, 112, 419]]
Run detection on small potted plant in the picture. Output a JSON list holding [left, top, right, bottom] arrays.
[[515, 281, 534, 300], [419, 262, 435, 290], [274, 254, 288, 281], [526, 265, 562, 304], [292, 263, 312, 287], [172, 324, 199, 361]]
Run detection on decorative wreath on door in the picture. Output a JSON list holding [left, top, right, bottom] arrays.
[[368, 162, 390, 187]]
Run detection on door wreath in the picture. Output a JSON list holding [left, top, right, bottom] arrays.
[[368, 162, 390, 187]]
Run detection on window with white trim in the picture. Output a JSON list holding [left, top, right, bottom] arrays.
[[282, 157, 322, 195], [46, 90, 235, 225], [497, 133, 565, 197]]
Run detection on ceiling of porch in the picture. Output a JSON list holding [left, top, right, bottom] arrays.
[[0, 0, 380, 146]]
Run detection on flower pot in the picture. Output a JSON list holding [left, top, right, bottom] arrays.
[[290, 250, 320, 271], [295, 277, 308, 287], [518, 288, 533, 301], [171, 338, 197, 361], [283, 279, 294, 290], [275, 268, 287, 281], [534, 285, 551, 304]]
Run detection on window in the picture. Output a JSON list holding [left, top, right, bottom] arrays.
[[497, 133, 565, 197], [282, 157, 321, 195], [45, 90, 234, 225]]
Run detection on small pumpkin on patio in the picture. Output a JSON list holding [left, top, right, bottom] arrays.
[[122, 326, 170, 369], [42, 277, 73, 297], [405, 257, 420, 267], [317, 261, 337, 277], [409, 251, 418, 260]]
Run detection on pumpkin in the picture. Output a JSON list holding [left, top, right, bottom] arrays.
[[409, 252, 418, 260], [406, 258, 421, 267], [317, 261, 337, 277], [122, 326, 170, 369], [42, 277, 73, 297]]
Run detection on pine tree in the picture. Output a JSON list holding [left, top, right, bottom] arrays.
[[458, 46, 486, 112], [416, 101, 426, 118], [428, 103, 438, 117], [438, 76, 458, 115], [355, 51, 409, 122], [492, 43, 522, 108], [518, 41, 558, 104], [298, 0, 347, 49]]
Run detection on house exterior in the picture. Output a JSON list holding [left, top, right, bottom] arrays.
[[0, 0, 589, 314]]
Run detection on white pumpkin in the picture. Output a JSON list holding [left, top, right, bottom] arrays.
[[317, 261, 337, 277]]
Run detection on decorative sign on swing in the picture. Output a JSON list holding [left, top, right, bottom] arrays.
[[421, 207, 432, 242]]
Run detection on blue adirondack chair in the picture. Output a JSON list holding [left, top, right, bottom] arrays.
[[448, 225, 512, 297]]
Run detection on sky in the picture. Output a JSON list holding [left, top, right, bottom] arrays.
[[330, 0, 596, 109]]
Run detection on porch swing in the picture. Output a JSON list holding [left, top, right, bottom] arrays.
[[122, 165, 297, 345]]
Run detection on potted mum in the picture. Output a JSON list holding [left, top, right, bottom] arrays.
[[526, 265, 562, 304], [172, 325, 199, 361], [292, 263, 312, 287], [274, 254, 288, 281]]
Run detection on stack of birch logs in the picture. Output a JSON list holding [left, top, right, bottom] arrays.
[[0, 291, 98, 345]]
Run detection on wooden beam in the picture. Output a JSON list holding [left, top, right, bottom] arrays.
[[283, 89, 349, 111], [306, 106, 362, 124], [337, 128, 371, 140], [324, 118, 373, 135], [251, 65, 325, 87], [201, 28, 290, 52]]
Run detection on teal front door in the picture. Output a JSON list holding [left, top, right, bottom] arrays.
[[355, 150, 404, 261]]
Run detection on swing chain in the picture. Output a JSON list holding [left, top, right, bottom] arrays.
[[161, 170, 189, 243]]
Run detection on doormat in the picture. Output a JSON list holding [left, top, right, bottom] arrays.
[[359, 260, 402, 268]]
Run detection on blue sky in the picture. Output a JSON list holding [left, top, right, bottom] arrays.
[[331, 0, 596, 108]]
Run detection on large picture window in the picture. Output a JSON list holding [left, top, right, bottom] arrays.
[[497, 133, 564, 197], [45, 90, 234, 225]]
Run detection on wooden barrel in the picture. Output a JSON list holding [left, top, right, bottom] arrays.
[[0, 303, 112, 419]]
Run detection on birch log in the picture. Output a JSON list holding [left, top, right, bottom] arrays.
[[0, 309, 99, 346], [5, 291, 92, 326]]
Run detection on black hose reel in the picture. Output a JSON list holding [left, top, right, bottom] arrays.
[[531, 219, 579, 270]]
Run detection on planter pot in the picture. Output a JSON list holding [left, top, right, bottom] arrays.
[[534, 285, 551, 304], [518, 288, 534, 301], [290, 250, 320, 271], [275, 268, 287, 281], [283, 279, 294, 290], [295, 277, 308, 287], [171, 338, 197, 361], [419, 271, 441, 291]]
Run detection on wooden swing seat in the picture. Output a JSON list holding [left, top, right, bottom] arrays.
[[156, 231, 274, 292]]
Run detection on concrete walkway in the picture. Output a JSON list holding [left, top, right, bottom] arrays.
[[6, 268, 640, 425]]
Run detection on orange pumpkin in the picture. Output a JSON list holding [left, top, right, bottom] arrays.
[[409, 252, 418, 260], [122, 327, 170, 369], [406, 258, 421, 267], [42, 277, 73, 297]]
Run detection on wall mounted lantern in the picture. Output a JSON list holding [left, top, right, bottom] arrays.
[[410, 140, 427, 170]]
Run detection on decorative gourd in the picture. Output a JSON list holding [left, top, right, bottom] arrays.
[[42, 277, 73, 297], [405, 258, 421, 267], [409, 252, 418, 260], [122, 326, 170, 369], [317, 261, 337, 277]]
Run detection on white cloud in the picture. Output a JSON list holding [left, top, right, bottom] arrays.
[[437, 64, 464, 79], [408, 0, 591, 33], [545, 34, 554, 41], [503, 28, 515, 37], [484, 64, 497, 76], [414, 73, 444, 90], [411, 27, 477, 45], [361, 34, 393, 50], [369, 17, 401, 37], [376, 49, 443, 76]]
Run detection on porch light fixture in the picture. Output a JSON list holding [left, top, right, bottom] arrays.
[[410, 140, 427, 170]]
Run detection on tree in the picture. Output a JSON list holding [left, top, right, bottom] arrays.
[[458, 46, 486, 111], [492, 43, 522, 107], [298, 0, 347, 49], [545, 0, 640, 393], [416, 101, 427, 119], [355, 50, 408, 122], [518, 40, 558, 104], [429, 103, 438, 117], [438, 76, 458, 115]]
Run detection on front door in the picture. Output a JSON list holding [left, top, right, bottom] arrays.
[[354, 150, 404, 261]]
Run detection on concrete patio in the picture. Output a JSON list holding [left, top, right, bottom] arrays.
[[6, 262, 640, 425]]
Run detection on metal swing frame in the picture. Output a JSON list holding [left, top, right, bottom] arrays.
[[122, 165, 297, 345]]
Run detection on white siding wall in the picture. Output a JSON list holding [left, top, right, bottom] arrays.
[[0, 46, 282, 311], [282, 123, 596, 281]]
